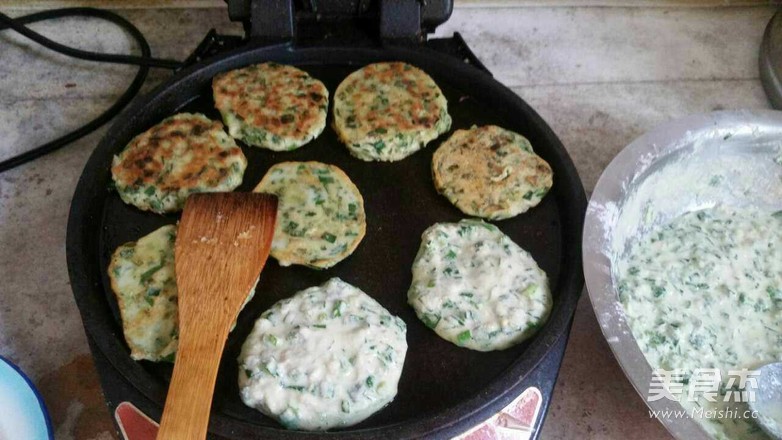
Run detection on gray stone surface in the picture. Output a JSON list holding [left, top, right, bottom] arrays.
[[517, 79, 770, 191], [0, 5, 774, 439], [436, 7, 773, 87]]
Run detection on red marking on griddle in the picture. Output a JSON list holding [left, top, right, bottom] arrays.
[[113, 388, 542, 440], [115, 401, 159, 440], [452, 387, 542, 440], [505, 387, 541, 422]]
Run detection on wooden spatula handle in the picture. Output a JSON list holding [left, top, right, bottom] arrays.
[[157, 320, 230, 439], [156, 193, 277, 440]]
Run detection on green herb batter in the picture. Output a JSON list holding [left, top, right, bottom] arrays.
[[616, 207, 782, 440]]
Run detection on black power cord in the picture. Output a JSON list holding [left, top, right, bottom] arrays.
[[0, 8, 183, 173]]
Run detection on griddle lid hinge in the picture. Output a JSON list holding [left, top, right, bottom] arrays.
[[226, 0, 452, 44], [379, 0, 422, 43], [251, 0, 295, 41]]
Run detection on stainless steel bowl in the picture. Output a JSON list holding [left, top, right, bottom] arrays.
[[583, 110, 782, 440]]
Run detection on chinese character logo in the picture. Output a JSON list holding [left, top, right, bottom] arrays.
[[647, 368, 760, 403], [648, 369, 685, 402], [688, 368, 721, 402], [723, 369, 759, 403]]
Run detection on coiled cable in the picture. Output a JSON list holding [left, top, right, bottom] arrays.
[[0, 8, 182, 173]]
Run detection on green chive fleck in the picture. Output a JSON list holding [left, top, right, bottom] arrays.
[[332, 300, 345, 317], [767, 286, 782, 301], [261, 363, 276, 376], [283, 221, 303, 237], [139, 263, 164, 283], [521, 284, 538, 297], [421, 313, 440, 329], [146, 287, 161, 298]]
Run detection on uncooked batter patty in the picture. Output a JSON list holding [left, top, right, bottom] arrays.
[[408, 219, 552, 351], [238, 278, 408, 430]]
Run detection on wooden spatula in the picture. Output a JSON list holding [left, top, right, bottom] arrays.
[[157, 192, 277, 440]]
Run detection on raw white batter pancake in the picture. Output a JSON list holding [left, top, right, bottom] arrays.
[[238, 278, 408, 430], [408, 219, 551, 351]]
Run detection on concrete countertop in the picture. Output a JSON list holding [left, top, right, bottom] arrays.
[[0, 3, 775, 439]]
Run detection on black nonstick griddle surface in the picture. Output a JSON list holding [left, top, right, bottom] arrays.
[[67, 43, 586, 439]]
